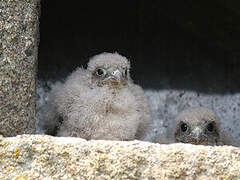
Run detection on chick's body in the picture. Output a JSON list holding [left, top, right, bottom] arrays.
[[40, 52, 150, 140]]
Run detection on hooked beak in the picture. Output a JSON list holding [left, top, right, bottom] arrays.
[[104, 69, 122, 82], [192, 127, 203, 142]]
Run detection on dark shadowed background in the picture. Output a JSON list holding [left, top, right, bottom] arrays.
[[38, 0, 240, 92]]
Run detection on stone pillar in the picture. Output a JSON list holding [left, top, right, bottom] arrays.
[[0, 0, 40, 136]]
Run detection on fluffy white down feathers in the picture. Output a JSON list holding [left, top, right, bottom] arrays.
[[39, 52, 151, 140], [39, 53, 238, 146]]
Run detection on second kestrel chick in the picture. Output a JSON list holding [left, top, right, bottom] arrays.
[[173, 107, 237, 146], [155, 107, 238, 146]]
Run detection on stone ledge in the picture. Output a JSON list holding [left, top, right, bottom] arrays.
[[0, 135, 239, 179]]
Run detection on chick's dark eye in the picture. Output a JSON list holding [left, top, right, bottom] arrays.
[[180, 122, 188, 132], [124, 69, 128, 76], [96, 68, 104, 76], [206, 122, 214, 132]]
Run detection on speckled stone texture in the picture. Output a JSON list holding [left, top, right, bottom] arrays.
[[0, 135, 239, 179], [0, 0, 40, 136]]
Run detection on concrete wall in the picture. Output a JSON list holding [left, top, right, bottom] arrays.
[[0, 0, 40, 136]]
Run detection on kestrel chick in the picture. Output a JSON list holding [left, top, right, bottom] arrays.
[[155, 107, 238, 146], [173, 107, 237, 146], [40, 52, 150, 141]]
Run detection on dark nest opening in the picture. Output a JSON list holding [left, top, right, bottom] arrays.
[[37, 0, 240, 143], [38, 0, 240, 93]]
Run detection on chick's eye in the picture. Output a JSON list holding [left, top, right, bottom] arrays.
[[96, 68, 105, 76], [124, 69, 128, 76], [206, 122, 214, 132], [180, 122, 188, 132]]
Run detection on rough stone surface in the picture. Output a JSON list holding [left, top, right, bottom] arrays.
[[0, 135, 239, 179], [0, 0, 40, 136]]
